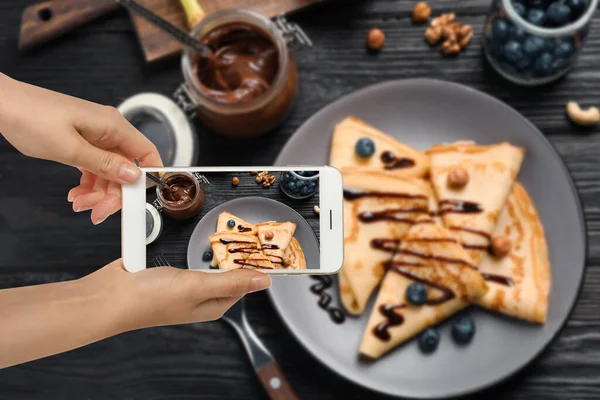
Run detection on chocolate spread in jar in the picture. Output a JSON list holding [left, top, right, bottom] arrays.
[[194, 22, 279, 104], [161, 175, 197, 206]]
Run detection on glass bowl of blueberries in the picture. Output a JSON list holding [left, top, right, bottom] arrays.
[[280, 171, 319, 199], [484, 0, 597, 85]]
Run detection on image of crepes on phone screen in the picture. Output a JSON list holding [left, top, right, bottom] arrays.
[[144, 169, 322, 271]]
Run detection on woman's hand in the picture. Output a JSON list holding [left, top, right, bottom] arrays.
[[0, 259, 272, 369], [0, 74, 162, 224]]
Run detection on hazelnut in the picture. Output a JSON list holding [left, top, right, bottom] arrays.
[[491, 236, 512, 258], [264, 231, 274, 240], [314, 205, 320, 215], [447, 167, 469, 188], [425, 25, 443, 45], [232, 177, 240, 186], [441, 40, 461, 55], [412, 2, 431, 23], [367, 28, 385, 51], [250, 171, 258, 175], [283, 258, 292, 267]]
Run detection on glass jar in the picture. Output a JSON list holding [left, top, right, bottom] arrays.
[[483, 0, 597, 85], [280, 171, 319, 199], [156, 172, 204, 220], [180, 9, 298, 138]]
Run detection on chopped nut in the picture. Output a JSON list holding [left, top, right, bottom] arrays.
[[367, 28, 385, 51], [447, 167, 469, 188], [431, 12, 455, 27], [250, 171, 258, 175], [412, 2, 431, 23], [262, 182, 271, 188], [425, 25, 443, 45], [232, 177, 240, 186], [458, 25, 473, 48], [264, 231, 274, 240], [283, 258, 292, 267], [491, 236, 512, 258], [256, 176, 264, 183], [314, 205, 320, 215], [566, 101, 600, 126], [441, 40, 461, 55]]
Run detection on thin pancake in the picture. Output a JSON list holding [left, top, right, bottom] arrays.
[[359, 217, 488, 360], [211, 211, 257, 267], [257, 221, 297, 267], [209, 232, 274, 270], [283, 238, 307, 270], [340, 171, 431, 315], [330, 116, 429, 178], [426, 141, 524, 266], [477, 182, 551, 323]]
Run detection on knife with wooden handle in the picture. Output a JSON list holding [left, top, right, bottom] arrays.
[[18, 0, 120, 52]]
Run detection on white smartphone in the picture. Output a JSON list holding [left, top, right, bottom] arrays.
[[122, 166, 344, 274]]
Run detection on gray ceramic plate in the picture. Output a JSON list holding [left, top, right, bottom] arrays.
[[187, 197, 320, 270], [268, 79, 586, 398]]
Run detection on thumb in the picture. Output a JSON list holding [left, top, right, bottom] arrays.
[[73, 141, 142, 184], [198, 269, 273, 300]]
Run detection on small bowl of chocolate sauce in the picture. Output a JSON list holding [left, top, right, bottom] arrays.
[[180, 9, 299, 138], [156, 172, 204, 220]]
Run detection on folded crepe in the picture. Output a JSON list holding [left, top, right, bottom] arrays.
[[477, 182, 551, 323], [209, 232, 274, 270], [339, 170, 431, 315], [257, 221, 297, 267], [330, 116, 429, 178], [211, 211, 257, 267], [283, 238, 307, 270], [426, 141, 524, 266], [359, 217, 488, 360]]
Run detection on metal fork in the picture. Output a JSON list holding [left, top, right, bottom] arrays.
[[222, 299, 298, 400]]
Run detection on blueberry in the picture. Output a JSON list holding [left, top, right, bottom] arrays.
[[202, 250, 213, 262], [523, 36, 545, 57], [528, 0, 549, 7], [301, 186, 310, 196], [406, 282, 428, 305], [287, 181, 297, 192], [492, 19, 509, 42], [355, 137, 375, 158], [554, 40, 574, 58], [546, 2, 572, 26], [309, 181, 317, 189], [526, 8, 546, 26], [552, 57, 568, 71], [283, 172, 292, 182], [418, 328, 440, 354], [227, 219, 236, 228], [508, 25, 527, 42], [296, 180, 306, 188], [512, 1, 527, 17], [452, 316, 476, 345], [503, 41, 524, 63], [296, 171, 307, 177], [566, 0, 587, 17], [534, 52, 554, 75]]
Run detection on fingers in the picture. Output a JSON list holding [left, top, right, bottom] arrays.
[[74, 105, 163, 168], [89, 181, 121, 224], [194, 270, 272, 301], [190, 296, 243, 322], [71, 139, 142, 184]]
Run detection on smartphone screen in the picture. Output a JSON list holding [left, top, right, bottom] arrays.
[[144, 168, 324, 272]]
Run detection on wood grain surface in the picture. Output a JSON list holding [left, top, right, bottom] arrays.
[[146, 171, 320, 269], [0, 0, 599, 399]]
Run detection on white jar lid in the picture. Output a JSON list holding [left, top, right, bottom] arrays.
[[117, 93, 198, 168], [146, 202, 163, 245]]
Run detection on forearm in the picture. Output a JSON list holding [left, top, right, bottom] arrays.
[[0, 274, 125, 369]]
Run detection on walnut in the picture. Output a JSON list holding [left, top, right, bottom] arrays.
[[441, 40, 461, 55], [425, 25, 443, 45]]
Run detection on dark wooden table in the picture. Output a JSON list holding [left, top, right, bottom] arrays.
[[1, 0, 599, 399]]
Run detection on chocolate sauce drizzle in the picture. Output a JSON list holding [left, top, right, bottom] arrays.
[[431, 200, 483, 217], [220, 238, 271, 269], [343, 189, 427, 201], [393, 248, 478, 269], [481, 273, 514, 287], [358, 207, 428, 224], [380, 151, 415, 170], [237, 225, 252, 233], [370, 238, 400, 253], [309, 276, 345, 324], [372, 266, 456, 341]]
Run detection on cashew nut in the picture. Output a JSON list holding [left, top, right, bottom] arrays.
[[566, 101, 600, 126]]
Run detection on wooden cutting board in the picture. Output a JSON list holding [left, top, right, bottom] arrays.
[[19, 0, 323, 63]]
